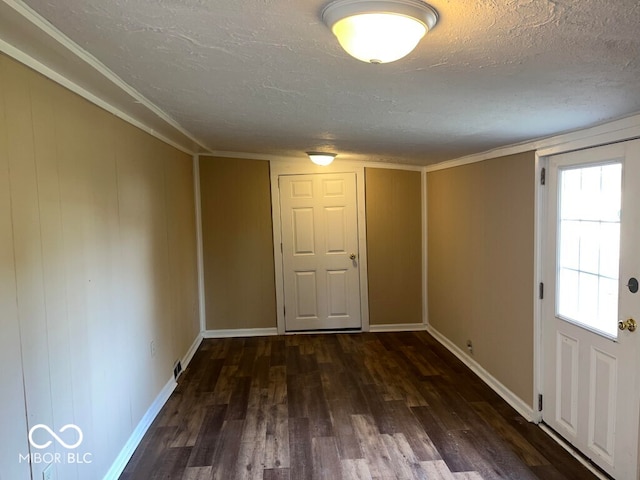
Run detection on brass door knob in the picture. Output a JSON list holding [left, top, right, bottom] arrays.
[[349, 253, 357, 260], [618, 318, 637, 332]]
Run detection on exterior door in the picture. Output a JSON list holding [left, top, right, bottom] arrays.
[[279, 173, 361, 331], [542, 141, 640, 478]]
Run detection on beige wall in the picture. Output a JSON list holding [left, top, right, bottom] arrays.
[[427, 152, 535, 406], [0, 53, 200, 480], [366, 168, 423, 326], [198, 163, 422, 330], [199, 157, 277, 330]]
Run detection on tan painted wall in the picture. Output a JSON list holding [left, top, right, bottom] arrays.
[[0, 53, 199, 479], [198, 164, 421, 330], [366, 168, 422, 326], [427, 151, 535, 406], [199, 157, 277, 330]]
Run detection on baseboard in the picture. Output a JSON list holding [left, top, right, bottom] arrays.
[[369, 323, 427, 333], [103, 332, 202, 480], [103, 376, 176, 480], [182, 332, 203, 370], [426, 325, 536, 422], [202, 327, 279, 338]]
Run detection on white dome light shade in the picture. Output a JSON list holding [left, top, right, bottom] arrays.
[[322, 0, 438, 64], [307, 152, 337, 166], [332, 13, 425, 64]]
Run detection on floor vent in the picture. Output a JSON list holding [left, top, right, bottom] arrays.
[[173, 360, 183, 380]]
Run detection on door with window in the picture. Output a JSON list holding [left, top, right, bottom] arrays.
[[279, 173, 361, 331], [542, 141, 640, 478]]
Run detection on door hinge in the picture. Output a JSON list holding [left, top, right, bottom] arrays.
[[538, 394, 543, 411], [539, 282, 544, 300], [280, 242, 283, 253], [540, 167, 546, 185]]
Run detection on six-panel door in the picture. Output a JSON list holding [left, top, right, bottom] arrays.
[[280, 173, 362, 331]]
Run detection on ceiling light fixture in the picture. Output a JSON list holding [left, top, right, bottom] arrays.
[[307, 152, 337, 166], [322, 0, 438, 64]]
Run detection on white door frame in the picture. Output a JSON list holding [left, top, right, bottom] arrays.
[[270, 160, 370, 335], [532, 151, 546, 422], [534, 138, 640, 477], [536, 140, 633, 421]]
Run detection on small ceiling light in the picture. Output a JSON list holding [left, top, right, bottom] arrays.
[[307, 152, 337, 166], [322, 0, 438, 64]]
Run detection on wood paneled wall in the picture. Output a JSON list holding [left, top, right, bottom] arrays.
[[427, 152, 535, 406], [199, 157, 277, 330], [0, 53, 200, 480], [365, 168, 423, 326]]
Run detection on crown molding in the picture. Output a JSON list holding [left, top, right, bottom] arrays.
[[0, 0, 211, 155], [425, 113, 640, 172]]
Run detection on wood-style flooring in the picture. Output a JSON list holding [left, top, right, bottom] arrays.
[[119, 331, 598, 480]]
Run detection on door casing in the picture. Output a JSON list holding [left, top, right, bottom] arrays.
[[534, 140, 640, 478], [270, 161, 370, 335]]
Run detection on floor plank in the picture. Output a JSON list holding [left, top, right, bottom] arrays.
[[263, 468, 290, 480], [119, 332, 600, 480], [289, 417, 313, 480], [186, 404, 227, 467], [180, 466, 212, 480], [311, 436, 343, 480]]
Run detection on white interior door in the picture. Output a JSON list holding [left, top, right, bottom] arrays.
[[279, 173, 361, 331], [542, 140, 640, 479]]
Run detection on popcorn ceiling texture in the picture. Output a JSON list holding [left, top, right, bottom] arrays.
[[24, 0, 640, 164]]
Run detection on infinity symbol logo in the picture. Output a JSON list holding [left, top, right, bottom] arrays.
[[28, 424, 84, 449]]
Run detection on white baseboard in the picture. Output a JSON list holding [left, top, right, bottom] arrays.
[[202, 327, 279, 338], [370, 323, 427, 333], [182, 333, 203, 369], [426, 325, 536, 422], [103, 377, 176, 480], [103, 332, 202, 480]]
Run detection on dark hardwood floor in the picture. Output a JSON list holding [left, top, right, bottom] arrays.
[[119, 331, 598, 480]]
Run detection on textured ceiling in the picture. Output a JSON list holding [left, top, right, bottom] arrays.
[[16, 0, 640, 165]]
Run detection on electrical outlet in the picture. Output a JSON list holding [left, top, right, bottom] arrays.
[[466, 340, 473, 355], [43, 463, 54, 480], [150, 340, 156, 358]]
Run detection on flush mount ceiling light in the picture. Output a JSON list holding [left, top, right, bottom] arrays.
[[322, 0, 438, 64], [307, 152, 337, 166]]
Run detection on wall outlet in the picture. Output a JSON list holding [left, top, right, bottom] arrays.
[[42, 463, 54, 480], [466, 340, 473, 355], [150, 340, 156, 358]]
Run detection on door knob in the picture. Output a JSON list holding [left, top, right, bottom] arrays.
[[349, 253, 357, 260], [618, 318, 637, 332]]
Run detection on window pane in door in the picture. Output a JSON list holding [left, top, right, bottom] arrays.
[[557, 162, 621, 337]]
